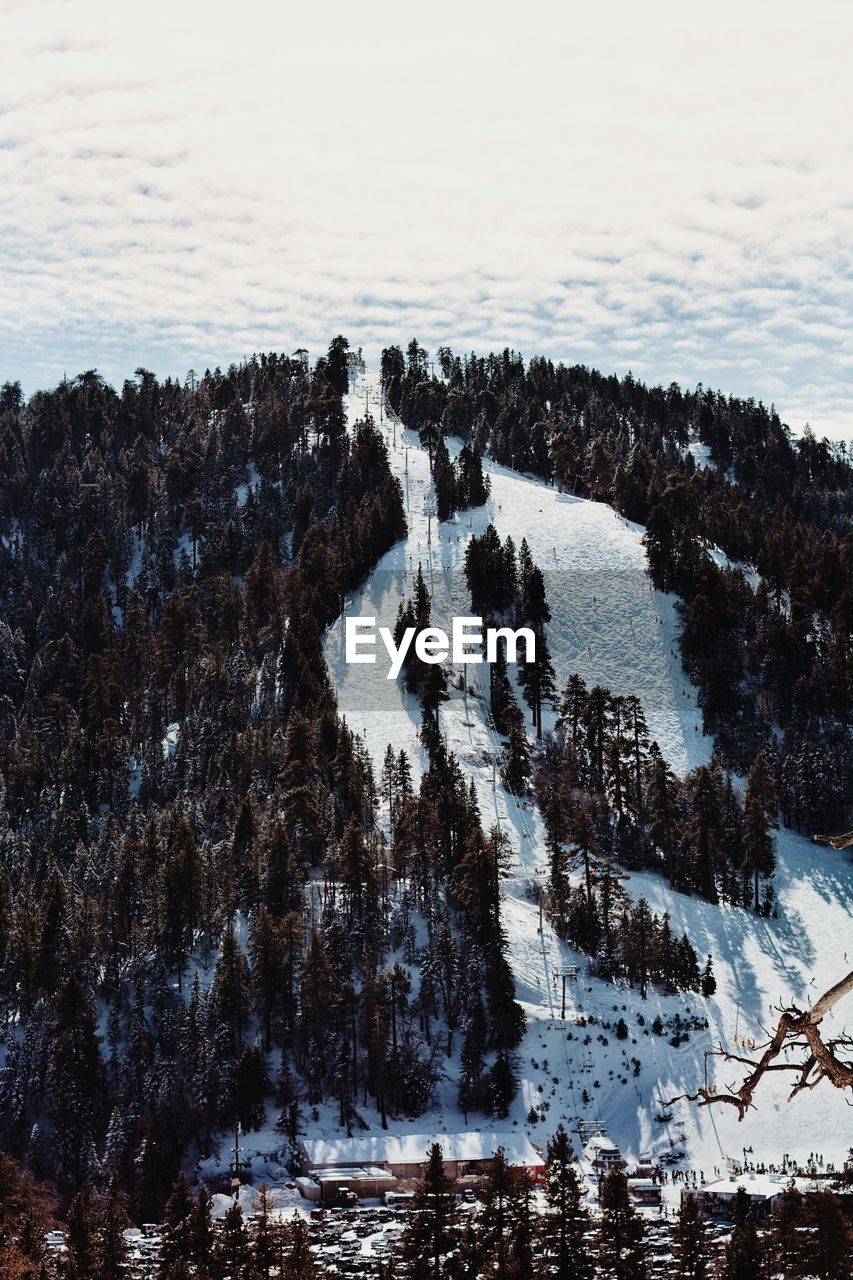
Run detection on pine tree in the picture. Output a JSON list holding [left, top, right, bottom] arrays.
[[479, 1146, 514, 1275], [485, 1051, 516, 1119], [720, 1207, 765, 1280], [501, 701, 532, 793], [159, 813, 204, 990], [252, 1183, 279, 1279], [99, 1177, 129, 1280], [400, 1143, 458, 1280], [103, 1107, 129, 1186], [47, 978, 106, 1190], [284, 1217, 318, 1279], [810, 1190, 851, 1280], [687, 766, 724, 902], [209, 923, 251, 1056], [458, 993, 486, 1119], [627, 897, 654, 999], [249, 907, 284, 1051], [381, 743, 398, 831], [516, 560, 555, 738], [217, 1201, 252, 1280], [671, 1192, 708, 1280], [517, 624, 556, 740], [506, 1167, 536, 1279], [190, 1185, 215, 1279], [66, 1186, 100, 1280], [540, 1126, 592, 1280], [159, 1171, 194, 1276], [277, 712, 323, 864], [642, 504, 676, 590], [597, 1169, 646, 1280], [542, 777, 571, 908], [770, 1186, 808, 1280], [325, 335, 350, 397], [701, 955, 716, 997], [569, 808, 601, 916], [489, 638, 516, 736], [396, 749, 414, 804], [647, 746, 679, 885], [742, 754, 776, 912]]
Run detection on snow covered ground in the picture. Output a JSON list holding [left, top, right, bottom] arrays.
[[328, 375, 711, 777], [321, 370, 853, 1180]]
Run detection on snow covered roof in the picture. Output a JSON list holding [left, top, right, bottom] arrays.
[[313, 1166, 396, 1183], [300, 1133, 544, 1169], [701, 1177, 786, 1201], [585, 1135, 620, 1154]]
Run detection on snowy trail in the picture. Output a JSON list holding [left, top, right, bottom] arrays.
[[323, 370, 853, 1174]]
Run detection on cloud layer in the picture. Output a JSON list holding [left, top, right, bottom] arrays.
[[2, 0, 852, 440]]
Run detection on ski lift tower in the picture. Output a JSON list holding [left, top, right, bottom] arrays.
[[576, 1119, 607, 1145], [556, 967, 579, 1020], [423, 493, 437, 544]]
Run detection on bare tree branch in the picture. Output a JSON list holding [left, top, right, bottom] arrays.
[[668, 968, 853, 1119]]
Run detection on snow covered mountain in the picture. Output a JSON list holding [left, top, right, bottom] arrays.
[[322, 368, 853, 1175]]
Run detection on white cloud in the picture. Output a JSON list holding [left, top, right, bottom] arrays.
[[0, 0, 851, 440]]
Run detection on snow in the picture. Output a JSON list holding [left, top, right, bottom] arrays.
[[315, 370, 853, 1185], [210, 1184, 307, 1221], [686, 440, 714, 471], [126, 528, 145, 587], [0, 517, 23, 553], [173, 530, 193, 570], [312, 1168, 396, 1187], [706, 544, 760, 590], [585, 1136, 620, 1155], [328, 374, 712, 779], [700, 1175, 788, 1200], [235, 462, 261, 507], [162, 722, 180, 760], [300, 1132, 543, 1169]]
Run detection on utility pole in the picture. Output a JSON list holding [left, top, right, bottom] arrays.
[[230, 1122, 243, 1198]]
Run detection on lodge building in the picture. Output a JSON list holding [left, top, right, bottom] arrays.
[[296, 1132, 545, 1202]]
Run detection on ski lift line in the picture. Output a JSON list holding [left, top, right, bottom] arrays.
[[706, 1091, 727, 1163], [455, 619, 608, 1131], [460, 662, 588, 1120]]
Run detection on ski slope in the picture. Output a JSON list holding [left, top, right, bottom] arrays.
[[320, 369, 853, 1178]]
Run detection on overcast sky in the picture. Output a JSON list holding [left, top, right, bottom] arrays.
[[2, 0, 852, 440]]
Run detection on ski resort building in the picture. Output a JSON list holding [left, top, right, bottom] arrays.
[[295, 1167, 396, 1205], [583, 1134, 624, 1174], [689, 1176, 788, 1222], [297, 1132, 545, 1190], [627, 1179, 662, 1209]]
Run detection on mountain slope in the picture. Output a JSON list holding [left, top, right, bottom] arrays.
[[323, 369, 853, 1174]]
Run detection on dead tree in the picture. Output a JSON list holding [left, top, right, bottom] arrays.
[[669, 969, 853, 1119], [811, 831, 853, 850]]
